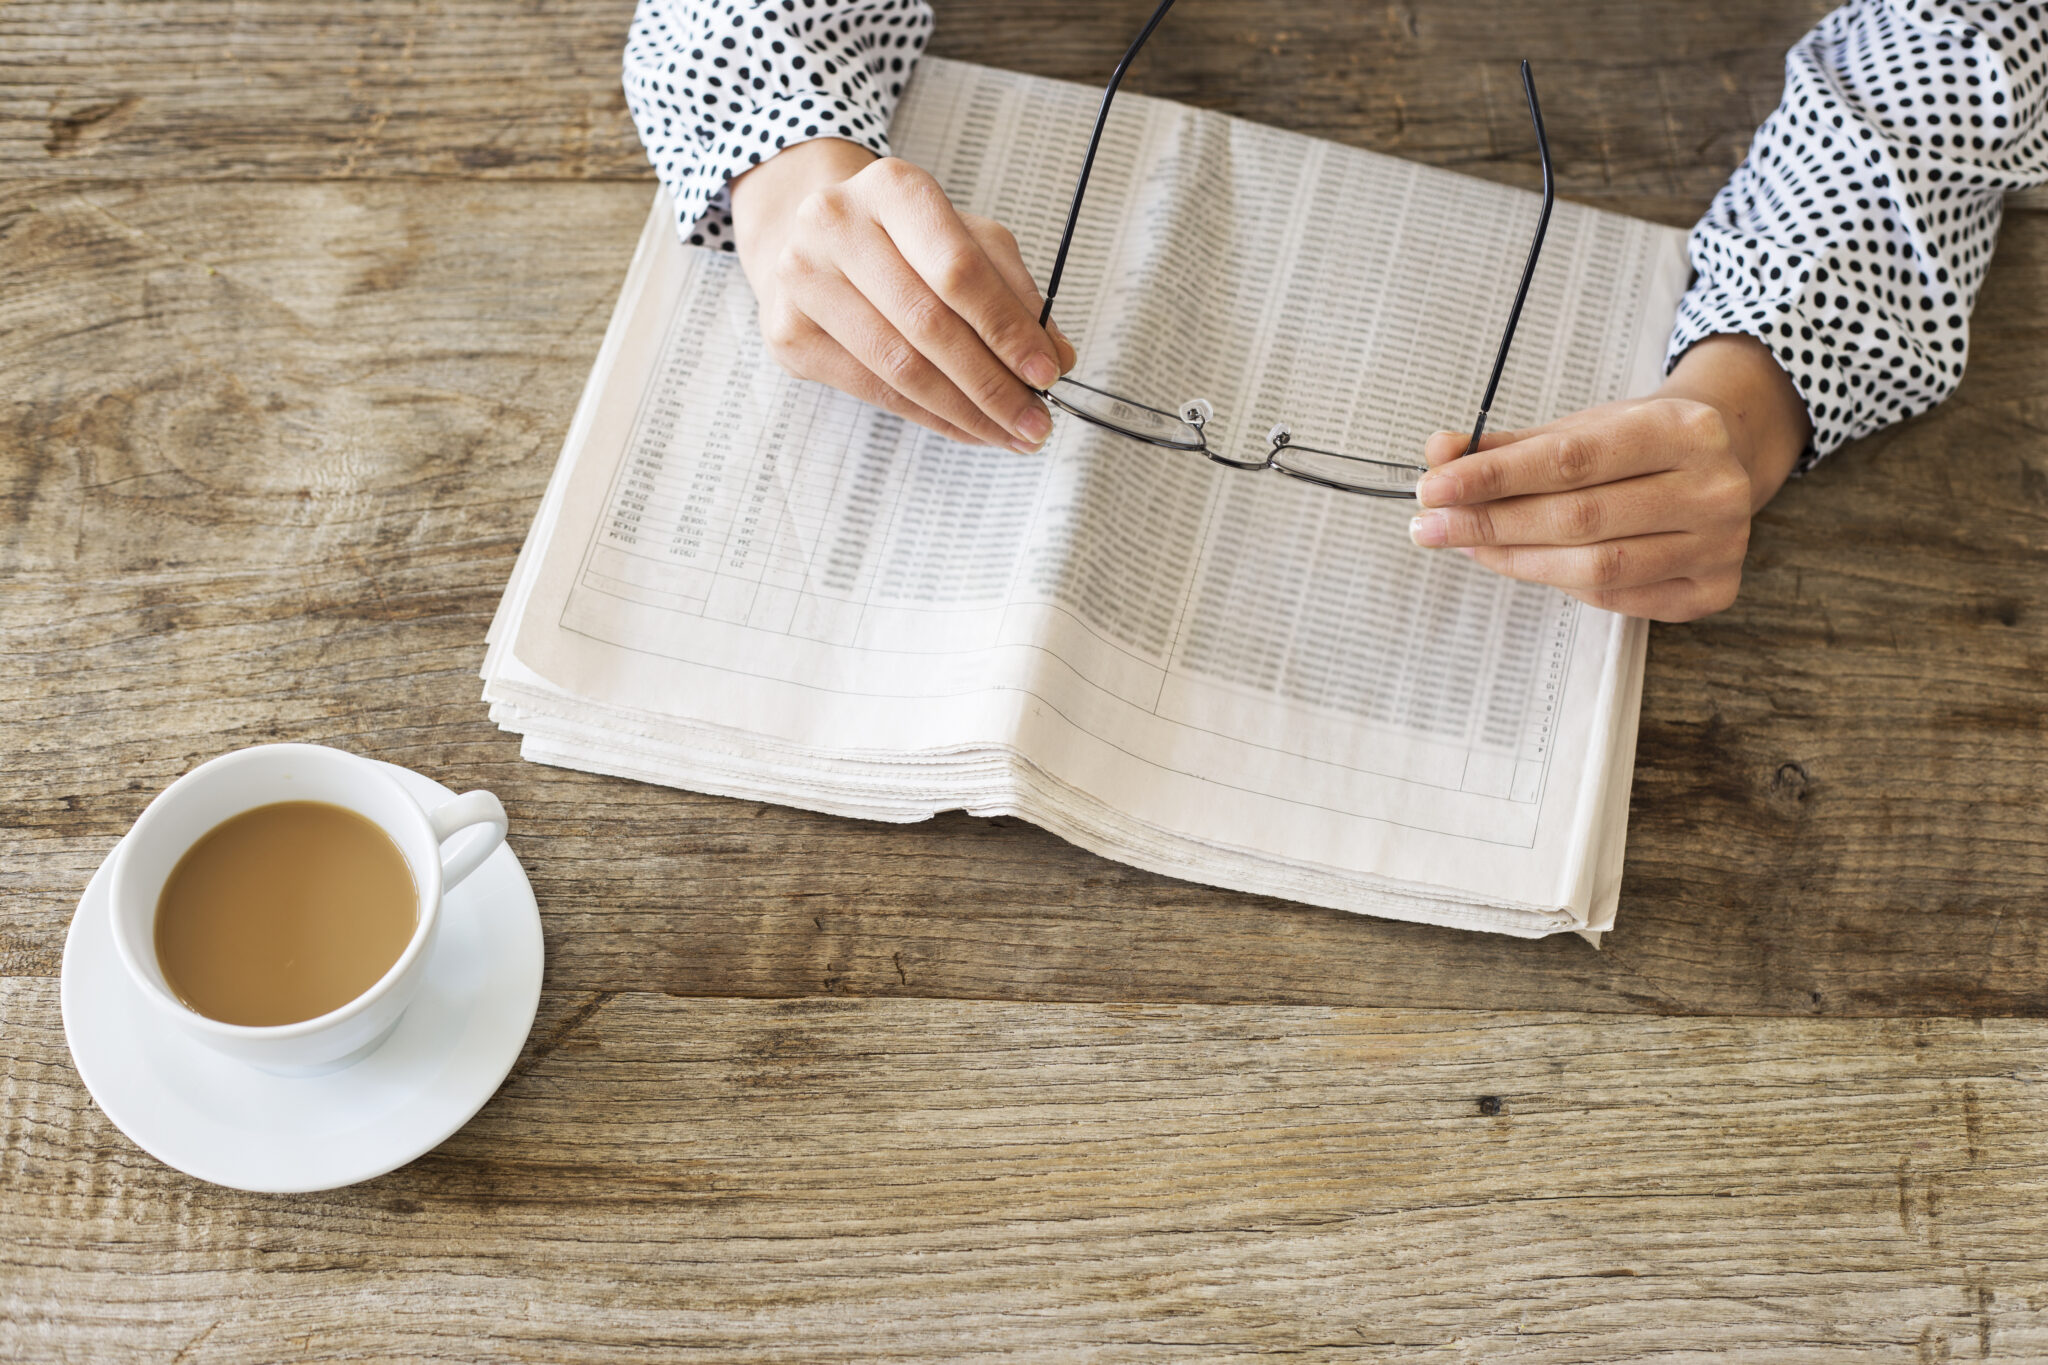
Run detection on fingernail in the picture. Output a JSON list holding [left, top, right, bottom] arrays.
[[1009, 437, 1046, 454], [1016, 405, 1052, 443], [1021, 355, 1058, 390], [1048, 318, 1073, 349], [1408, 512, 1448, 548], [1416, 473, 1454, 508]]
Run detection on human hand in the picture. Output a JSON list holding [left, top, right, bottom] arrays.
[[729, 137, 1077, 451], [1405, 334, 1813, 622]]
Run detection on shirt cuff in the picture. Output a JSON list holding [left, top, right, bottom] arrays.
[[1665, 213, 1972, 473], [1665, 282, 1840, 475], [647, 101, 896, 255]]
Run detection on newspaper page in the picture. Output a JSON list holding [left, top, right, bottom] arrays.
[[486, 59, 1691, 935]]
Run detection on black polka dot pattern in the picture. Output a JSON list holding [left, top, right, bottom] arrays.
[[623, 0, 934, 253], [1668, 0, 2048, 468]]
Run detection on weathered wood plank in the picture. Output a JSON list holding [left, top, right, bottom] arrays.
[[0, 0, 1859, 225], [5, 178, 2048, 1016], [5, 983, 2047, 1362], [2, 0, 642, 179]]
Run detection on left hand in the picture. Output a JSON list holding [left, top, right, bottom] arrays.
[[1405, 334, 1812, 622]]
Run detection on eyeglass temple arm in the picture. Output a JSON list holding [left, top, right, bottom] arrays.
[[1463, 60, 1554, 458], [1038, 0, 1180, 330]]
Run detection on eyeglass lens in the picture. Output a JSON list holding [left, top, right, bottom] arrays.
[[1045, 379, 1205, 450]]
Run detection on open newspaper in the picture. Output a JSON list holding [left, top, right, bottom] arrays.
[[484, 57, 1691, 938]]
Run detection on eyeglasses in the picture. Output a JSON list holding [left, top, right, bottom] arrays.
[[1035, 0, 1556, 496]]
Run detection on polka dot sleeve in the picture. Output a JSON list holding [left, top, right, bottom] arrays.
[[622, 0, 935, 253], [1667, 0, 2048, 468]]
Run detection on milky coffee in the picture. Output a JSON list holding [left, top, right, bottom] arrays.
[[153, 800, 417, 1026]]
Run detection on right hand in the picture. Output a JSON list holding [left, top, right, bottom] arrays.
[[1406, 334, 1809, 622], [729, 137, 1077, 451]]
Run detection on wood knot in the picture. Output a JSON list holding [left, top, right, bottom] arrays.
[[1770, 761, 1813, 804], [45, 96, 141, 157], [1475, 1095, 1503, 1117], [1974, 596, 2022, 628]]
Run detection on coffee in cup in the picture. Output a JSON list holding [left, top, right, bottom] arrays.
[[154, 800, 420, 1027]]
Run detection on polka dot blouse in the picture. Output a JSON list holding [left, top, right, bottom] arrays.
[[622, 0, 933, 254], [626, 0, 2048, 468], [1670, 0, 2046, 465]]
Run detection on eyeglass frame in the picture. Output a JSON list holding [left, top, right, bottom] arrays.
[[1033, 0, 1556, 493]]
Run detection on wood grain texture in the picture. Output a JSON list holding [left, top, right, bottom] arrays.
[[0, 0, 1866, 225], [6, 985, 2048, 1362], [4, 178, 2047, 1017], [9, 0, 2042, 217]]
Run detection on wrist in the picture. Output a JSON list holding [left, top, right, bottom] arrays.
[[1659, 334, 1811, 513], [730, 138, 880, 261]]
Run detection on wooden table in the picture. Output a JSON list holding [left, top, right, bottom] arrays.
[[6, 2, 2047, 1358]]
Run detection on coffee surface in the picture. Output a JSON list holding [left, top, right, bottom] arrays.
[[154, 800, 418, 1026]]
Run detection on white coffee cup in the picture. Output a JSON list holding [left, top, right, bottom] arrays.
[[107, 743, 508, 1074]]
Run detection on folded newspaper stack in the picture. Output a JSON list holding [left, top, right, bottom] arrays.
[[484, 59, 1689, 939]]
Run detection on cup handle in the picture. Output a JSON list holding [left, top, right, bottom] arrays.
[[427, 790, 509, 893]]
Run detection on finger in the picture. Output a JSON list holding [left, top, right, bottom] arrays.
[[838, 194, 1053, 444], [794, 268, 1028, 450], [800, 343, 987, 445], [1416, 417, 1687, 508], [1410, 471, 1709, 549], [1569, 574, 1743, 623], [784, 180, 1023, 446], [841, 234, 1055, 449], [1421, 424, 1545, 468], [961, 216, 1077, 376], [1046, 316, 1078, 374], [1459, 533, 1711, 593], [871, 182, 1066, 396], [959, 216, 1044, 313], [762, 310, 984, 443]]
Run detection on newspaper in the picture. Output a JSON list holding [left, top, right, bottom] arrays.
[[484, 57, 1692, 938]]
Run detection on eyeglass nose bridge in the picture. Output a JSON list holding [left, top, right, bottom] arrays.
[[1199, 421, 1306, 473], [1204, 448, 1275, 472], [1198, 421, 1292, 474]]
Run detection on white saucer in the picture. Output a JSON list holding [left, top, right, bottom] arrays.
[[61, 762, 545, 1193]]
